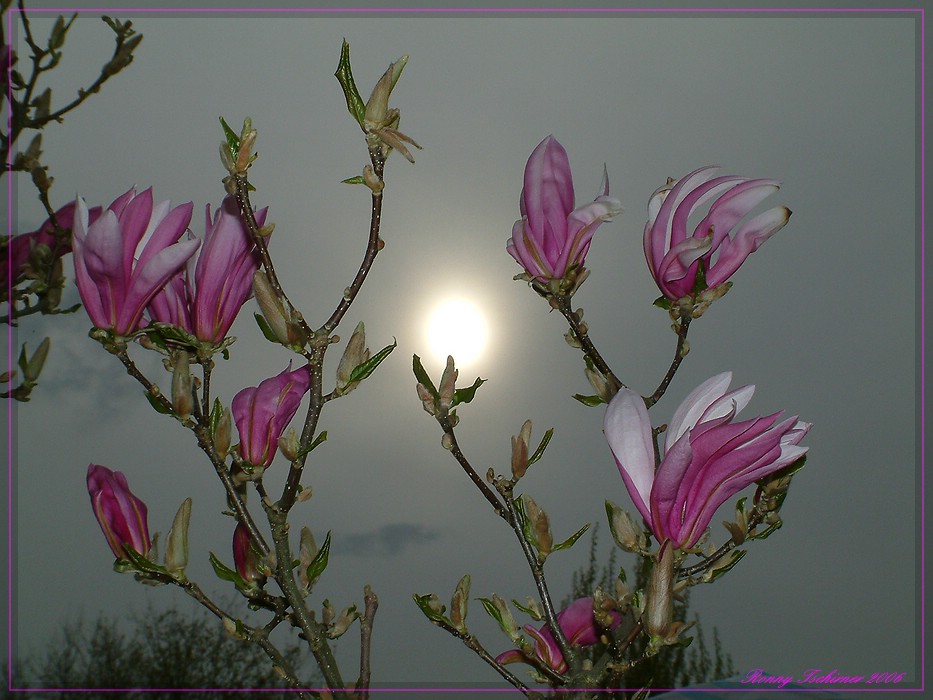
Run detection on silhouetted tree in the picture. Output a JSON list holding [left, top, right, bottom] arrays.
[[4, 604, 312, 698]]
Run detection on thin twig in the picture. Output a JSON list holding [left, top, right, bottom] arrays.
[[645, 315, 691, 409], [356, 585, 378, 699]]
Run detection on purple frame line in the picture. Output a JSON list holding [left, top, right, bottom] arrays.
[[11, 6, 931, 12], [4, 3, 926, 696]]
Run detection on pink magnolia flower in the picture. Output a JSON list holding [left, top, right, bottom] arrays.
[[71, 187, 200, 335], [2, 201, 102, 290], [233, 522, 267, 585], [604, 372, 810, 549], [496, 596, 622, 673], [148, 196, 268, 343], [87, 464, 151, 560], [507, 135, 622, 282], [643, 166, 791, 300], [232, 363, 311, 468]]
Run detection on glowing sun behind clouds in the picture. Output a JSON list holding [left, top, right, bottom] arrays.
[[425, 299, 489, 369]]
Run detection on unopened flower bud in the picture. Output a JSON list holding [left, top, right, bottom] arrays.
[[364, 55, 408, 127], [164, 497, 192, 577], [235, 129, 257, 174], [328, 604, 361, 639], [416, 382, 438, 416], [362, 164, 384, 194], [438, 356, 458, 411], [298, 526, 318, 590], [335, 321, 370, 396], [523, 494, 552, 559], [277, 427, 300, 462], [233, 522, 267, 587], [252, 271, 290, 344], [441, 432, 454, 451], [214, 407, 232, 460], [171, 351, 193, 419], [322, 599, 336, 627], [450, 574, 470, 633], [606, 500, 646, 553], [487, 594, 521, 641], [22, 337, 51, 382], [510, 420, 533, 480]]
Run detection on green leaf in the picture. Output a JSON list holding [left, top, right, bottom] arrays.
[[253, 313, 280, 343], [123, 545, 168, 576], [512, 496, 534, 546], [347, 338, 397, 385], [334, 39, 366, 128], [297, 431, 328, 459], [451, 376, 485, 407], [219, 116, 240, 159], [747, 520, 783, 541], [653, 295, 673, 310], [209, 398, 223, 437], [552, 522, 590, 552], [305, 531, 332, 583], [144, 391, 173, 415], [412, 354, 438, 398], [209, 552, 248, 588], [572, 393, 605, 407], [478, 597, 503, 626], [526, 428, 554, 468], [707, 549, 747, 582], [341, 175, 366, 185], [511, 599, 540, 619], [412, 593, 448, 625]]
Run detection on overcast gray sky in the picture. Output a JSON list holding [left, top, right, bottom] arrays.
[[4, 2, 923, 695]]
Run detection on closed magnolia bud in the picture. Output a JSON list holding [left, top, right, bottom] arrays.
[[171, 351, 193, 419], [335, 321, 370, 395], [23, 337, 51, 382], [328, 605, 361, 639], [606, 500, 647, 553], [214, 407, 232, 460], [438, 356, 457, 412], [278, 427, 300, 462], [450, 574, 470, 633], [416, 382, 437, 416], [298, 526, 319, 590], [164, 497, 192, 577], [252, 271, 290, 344], [523, 495, 552, 559], [364, 55, 408, 127], [510, 420, 533, 480]]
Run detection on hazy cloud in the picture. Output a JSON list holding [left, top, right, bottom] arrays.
[[339, 522, 440, 557]]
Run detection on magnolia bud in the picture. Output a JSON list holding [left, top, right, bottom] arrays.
[[214, 407, 232, 460], [252, 271, 290, 344], [171, 351, 193, 419], [606, 500, 647, 553], [164, 498, 192, 577], [335, 321, 370, 396], [298, 526, 319, 590], [438, 356, 458, 412], [510, 420, 532, 480], [278, 427, 300, 462], [328, 605, 360, 639], [523, 495, 552, 559], [450, 574, 470, 633], [416, 382, 438, 416], [364, 55, 408, 127]]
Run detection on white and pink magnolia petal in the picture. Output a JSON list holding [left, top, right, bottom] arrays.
[[135, 201, 194, 272], [655, 234, 713, 299], [665, 372, 734, 447], [647, 166, 720, 262], [72, 198, 110, 328], [694, 179, 780, 255], [670, 176, 744, 247], [118, 237, 200, 334], [705, 206, 791, 287], [604, 388, 655, 523], [507, 219, 553, 279], [116, 188, 155, 272], [650, 431, 695, 544]]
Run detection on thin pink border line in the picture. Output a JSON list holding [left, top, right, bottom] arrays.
[[12, 6, 929, 12], [5, 4, 925, 696]]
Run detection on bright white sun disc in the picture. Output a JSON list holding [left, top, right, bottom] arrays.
[[426, 299, 489, 367]]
